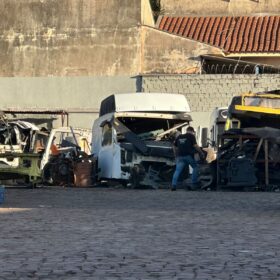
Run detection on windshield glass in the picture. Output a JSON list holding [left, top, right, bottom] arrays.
[[244, 96, 280, 109]]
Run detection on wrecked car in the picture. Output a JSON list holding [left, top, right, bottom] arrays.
[[40, 127, 93, 186], [0, 118, 40, 167], [92, 93, 192, 188], [0, 114, 93, 187]]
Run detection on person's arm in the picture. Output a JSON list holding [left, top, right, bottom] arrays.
[[191, 134, 205, 159], [194, 143, 205, 159], [194, 144, 203, 155]]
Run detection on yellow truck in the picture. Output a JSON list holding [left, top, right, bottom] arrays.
[[215, 90, 280, 190]]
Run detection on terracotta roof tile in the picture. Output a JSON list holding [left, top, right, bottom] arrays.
[[215, 17, 226, 47], [235, 16, 248, 52], [193, 17, 204, 41], [220, 17, 231, 49], [241, 17, 252, 52], [264, 16, 275, 51], [189, 17, 199, 38], [224, 18, 236, 52], [198, 17, 210, 42], [179, 17, 188, 36], [252, 17, 263, 52], [259, 16, 269, 51], [157, 15, 280, 53], [271, 17, 279, 51], [174, 17, 183, 34], [183, 17, 193, 37]]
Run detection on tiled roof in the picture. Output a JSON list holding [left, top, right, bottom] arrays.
[[157, 16, 280, 53]]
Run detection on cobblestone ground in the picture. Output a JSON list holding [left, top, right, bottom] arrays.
[[1, 187, 280, 279]]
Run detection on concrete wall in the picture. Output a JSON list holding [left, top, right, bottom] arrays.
[[142, 27, 222, 74], [161, 0, 280, 16], [141, 74, 280, 128], [0, 0, 146, 129], [1, 0, 279, 132], [0, 76, 137, 129], [142, 0, 155, 26], [0, 0, 142, 77]]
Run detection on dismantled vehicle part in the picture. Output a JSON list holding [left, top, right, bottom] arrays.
[[216, 91, 280, 190], [92, 93, 192, 188], [40, 127, 94, 187], [42, 152, 95, 187], [0, 153, 42, 185], [208, 107, 239, 150], [0, 118, 40, 167], [41, 127, 94, 186], [0, 120, 93, 187], [40, 127, 91, 170]]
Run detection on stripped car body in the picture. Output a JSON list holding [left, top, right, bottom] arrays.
[[0, 115, 92, 186], [92, 93, 192, 188], [0, 118, 41, 167], [40, 127, 93, 186]]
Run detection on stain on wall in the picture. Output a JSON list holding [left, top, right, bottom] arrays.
[[161, 0, 280, 16], [0, 0, 142, 77], [142, 27, 222, 74]]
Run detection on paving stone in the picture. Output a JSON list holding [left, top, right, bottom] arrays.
[[1, 187, 280, 279]]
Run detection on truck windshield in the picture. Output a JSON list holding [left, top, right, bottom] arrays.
[[244, 96, 280, 109]]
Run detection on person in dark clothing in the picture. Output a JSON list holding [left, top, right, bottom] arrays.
[[171, 126, 204, 191]]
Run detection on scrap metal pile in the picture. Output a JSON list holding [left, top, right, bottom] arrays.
[[214, 91, 280, 190], [0, 114, 94, 187], [42, 133, 95, 187], [217, 129, 280, 189], [0, 118, 39, 156]]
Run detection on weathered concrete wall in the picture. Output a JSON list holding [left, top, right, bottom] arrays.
[[0, 0, 142, 77], [0, 0, 146, 130], [142, 0, 155, 27], [142, 27, 222, 74], [142, 74, 280, 128], [161, 0, 280, 16], [2, 0, 279, 133], [0, 76, 137, 128]]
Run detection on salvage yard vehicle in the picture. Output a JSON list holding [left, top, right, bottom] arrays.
[[209, 107, 228, 149], [40, 127, 93, 186], [0, 114, 92, 186], [92, 93, 192, 188], [0, 119, 40, 168], [207, 90, 280, 190]]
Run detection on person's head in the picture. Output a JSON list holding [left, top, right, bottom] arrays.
[[186, 126, 195, 134]]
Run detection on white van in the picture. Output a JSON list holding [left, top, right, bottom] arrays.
[[92, 93, 192, 188]]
